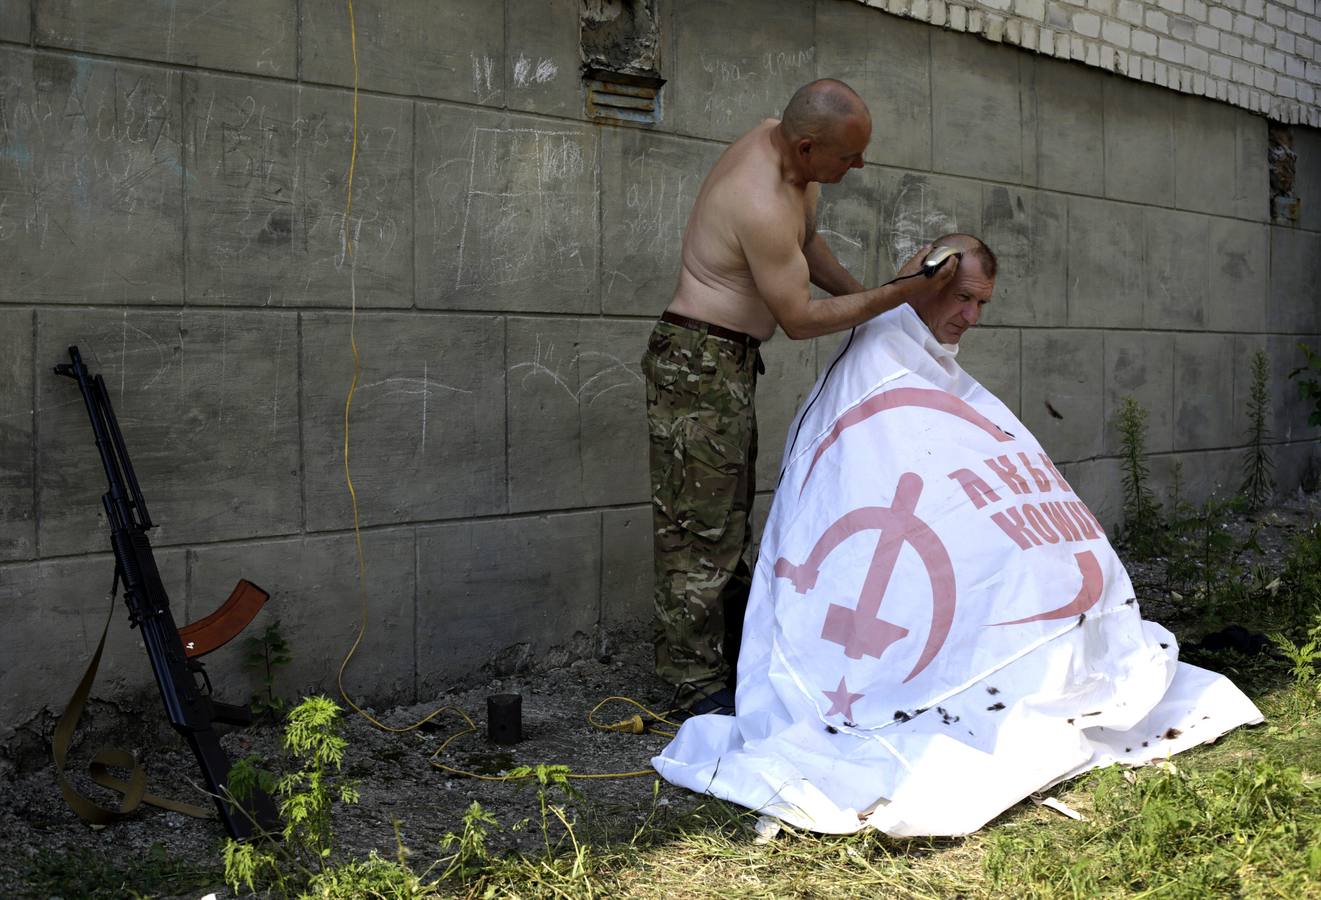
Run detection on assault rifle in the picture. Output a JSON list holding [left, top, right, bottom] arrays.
[[54, 345, 279, 840]]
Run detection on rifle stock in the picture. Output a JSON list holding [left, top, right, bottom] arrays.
[[55, 345, 279, 840]]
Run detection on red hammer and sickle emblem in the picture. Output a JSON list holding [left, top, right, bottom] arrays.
[[773, 472, 957, 683]]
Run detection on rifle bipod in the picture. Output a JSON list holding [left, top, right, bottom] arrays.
[[52, 345, 279, 840]]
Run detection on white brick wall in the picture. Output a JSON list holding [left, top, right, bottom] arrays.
[[861, 0, 1321, 124]]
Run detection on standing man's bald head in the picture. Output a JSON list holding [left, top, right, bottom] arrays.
[[776, 79, 871, 186], [781, 79, 871, 141]]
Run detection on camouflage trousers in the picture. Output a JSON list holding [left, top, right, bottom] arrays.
[[642, 318, 761, 698]]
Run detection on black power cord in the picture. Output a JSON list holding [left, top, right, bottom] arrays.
[[775, 267, 935, 488]]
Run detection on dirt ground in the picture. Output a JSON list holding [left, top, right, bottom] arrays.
[[0, 624, 700, 899], [3, 492, 1318, 899]]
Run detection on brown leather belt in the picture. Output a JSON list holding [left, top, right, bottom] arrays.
[[660, 311, 762, 349]]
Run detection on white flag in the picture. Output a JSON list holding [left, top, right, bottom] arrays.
[[654, 305, 1262, 836]]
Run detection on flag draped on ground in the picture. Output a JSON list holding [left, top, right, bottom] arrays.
[[653, 304, 1262, 836]]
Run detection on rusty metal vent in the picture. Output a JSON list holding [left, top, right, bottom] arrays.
[[584, 67, 664, 126]]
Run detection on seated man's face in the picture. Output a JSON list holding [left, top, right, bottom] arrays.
[[913, 257, 995, 345]]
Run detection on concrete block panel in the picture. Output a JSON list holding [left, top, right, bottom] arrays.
[[1173, 333, 1236, 451], [507, 316, 650, 512], [957, 327, 1021, 417], [0, 1, 29, 43], [506, 0, 581, 118], [187, 529, 416, 704], [980, 185, 1067, 327], [930, 31, 1024, 184], [755, 335, 819, 493], [817, 164, 886, 288], [1066, 196, 1144, 328], [1268, 334, 1321, 444], [1104, 331, 1174, 456], [37, 309, 301, 557], [184, 74, 413, 308], [1173, 97, 1245, 219], [303, 0, 504, 106], [0, 309, 33, 561], [301, 312, 506, 531], [602, 506, 652, 629], [1029, 56, 1104, 197], [814, 0, 931, 170], [1153, 449, 1239, 508], [1268, 227, 1321, 335], [1056, 457, 1123, 535], [0, 550, 187, 737], [1103, 77, 1173, 207], [35, 1, 295, 77], [416, 104, 598, 313], [1143, 207, 1209, 330], [600, 129, 721, 316], [669, 0, 815, 143], [1294, 126, 1321, 232], [0, 51, 182, 304], [1276, 440, 1321, 495], [1021, 329, 1104, 463], [874, 170, 983, 280], [1207, 218, 1268, 333], [416, 512, 601, 687]]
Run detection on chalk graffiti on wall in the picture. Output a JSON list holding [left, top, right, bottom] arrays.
[[454, 127, 591, 290]]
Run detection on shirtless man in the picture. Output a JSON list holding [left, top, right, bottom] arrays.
[[642, 79, 957, 714]]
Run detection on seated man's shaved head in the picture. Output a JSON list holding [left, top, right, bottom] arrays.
[[781, 79, 871, 142], [931, 233, 998, 279], [909, 234, 998, 345]]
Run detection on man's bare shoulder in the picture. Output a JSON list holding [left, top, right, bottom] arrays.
[[705, 128, 801, 233]]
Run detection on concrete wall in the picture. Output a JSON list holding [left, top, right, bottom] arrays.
[[1, 0, 1318, 740], [858, 0, 1321, 125]]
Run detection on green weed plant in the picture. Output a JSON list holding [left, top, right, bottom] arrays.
[[242, 617, 293, 720], [1240, 349, 1276, 510], [224, 696, 386, 897], [1117, 396, 1165, 558]]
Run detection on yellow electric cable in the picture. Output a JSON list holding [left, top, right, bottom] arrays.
[[334, 0, 451, 736], [330, 0, 675, 783]]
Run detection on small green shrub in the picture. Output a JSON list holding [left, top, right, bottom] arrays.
[[223, 696, 365, 897], [1162, 495, 1254, 625], [1240, 349, 1275, 510], [1117, 396, 1165, 558], [242, 617, 292, 720], [1281, 521, 1321, 630]]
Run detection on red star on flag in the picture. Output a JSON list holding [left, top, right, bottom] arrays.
[[822, 676, 864, 720]]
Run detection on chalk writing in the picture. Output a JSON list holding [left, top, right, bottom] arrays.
[[513, 54, 558, 86], [510, 335, 642, 407], [886, 177, 960, 272], [453, 127, 591, 289]]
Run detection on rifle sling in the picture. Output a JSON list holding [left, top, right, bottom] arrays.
[[53, 582, 214, 826]]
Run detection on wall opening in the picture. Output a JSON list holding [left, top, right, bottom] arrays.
[[1269, 122, 1300, 226], [580, 0, 664, 126]]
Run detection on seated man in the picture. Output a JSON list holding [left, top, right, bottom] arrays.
[[652, 235, 1262, 837]]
